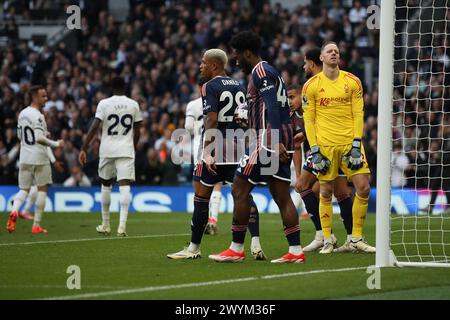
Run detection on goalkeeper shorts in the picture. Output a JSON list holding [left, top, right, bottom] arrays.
[[317, 143, 370, 182]]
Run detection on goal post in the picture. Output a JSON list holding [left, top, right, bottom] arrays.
[[376, 0, 450, 268], [376, 0, 395, 268]]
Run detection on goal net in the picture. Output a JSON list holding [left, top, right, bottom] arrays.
[[377, 0, 450, 267]]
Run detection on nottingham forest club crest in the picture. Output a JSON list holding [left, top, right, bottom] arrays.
[[344, 84, 349, 94]]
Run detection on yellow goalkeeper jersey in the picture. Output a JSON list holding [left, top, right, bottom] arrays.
[[302, 70, 364, 147]]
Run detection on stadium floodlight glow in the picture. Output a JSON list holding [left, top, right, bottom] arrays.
[[376, 0, 450, 268]]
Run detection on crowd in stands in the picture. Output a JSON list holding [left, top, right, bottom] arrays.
[[0, 0, 448, 189]]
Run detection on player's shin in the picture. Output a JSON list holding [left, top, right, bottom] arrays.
[[22, 186, 38, 213], [12, 189, 29, 213], [231, 218, 247, 253], [285, 224, 302, 254], [337, 196, 353, 235], [319, 194, 333, 239], [248, 198, 260, 240], [209, 190, 221, 223], [119, 185, 131, 231], [33, 191, 47, 227], [351, 193, 369, 239], [190, 195, 210, 250], [101, 185, 112, 227], [300, 189, 322, 231]]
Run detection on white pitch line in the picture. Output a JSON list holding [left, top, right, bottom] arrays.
[[44, 266, 368, 300], [0, 233, 190, 247], [0, 285, 130, 289]]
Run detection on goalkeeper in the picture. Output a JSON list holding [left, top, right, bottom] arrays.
[[302, 41, 375, 253]]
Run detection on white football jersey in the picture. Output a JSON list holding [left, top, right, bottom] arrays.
[[185, 97, 203, 163], [17, 106, 50, 165], [95, 95, 142, 159]]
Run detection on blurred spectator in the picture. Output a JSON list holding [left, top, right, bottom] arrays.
[[63, 166, 92, 187], [52, 147, 70, 184], [391, 142, 411, 188], [348, 0, 367, 26], [0, 1, 446, 191], [136, 148, 162, 185]]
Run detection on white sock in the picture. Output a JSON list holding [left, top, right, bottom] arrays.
[[101, 185, 112, 226], [251, 236, 261, 249], [230, 241, 244, 253], [12, 190, 29, 213], [33, 191, 47, 227], [209, 191, 221, 222], [291, 192, 304, 211], [289, 245, 303, 255], [316, 230, 324, 240], [347, 234, 352, 242], [119, 185, 131, 228], [188, 242, 199, 253], [22, 186, 38, 213]]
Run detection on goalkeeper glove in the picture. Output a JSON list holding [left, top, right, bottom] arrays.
[[345, 139, 364, 170], [310, 145, 330, 174]]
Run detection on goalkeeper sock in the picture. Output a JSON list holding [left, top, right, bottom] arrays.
[[101, 185, 112, 227], [33, 191, 47, 227], [191, 195, 209, 245], [11, 189, 28, 213], [352, 193, 369, 239], [22, 185, 37, 213], [119, 185, 131, 228], [319, 194, 333, 239], [300, 189, 322, 231], [209, 191, 221, 223], [337, 195, 353, 235], [248, 198, 260, 237]]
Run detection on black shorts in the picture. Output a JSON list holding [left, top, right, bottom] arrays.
[[193, 161, 237, 187], [235, 145, 291, 185]]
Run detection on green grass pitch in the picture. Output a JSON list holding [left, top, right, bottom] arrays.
[[0, 212, 449, 300]]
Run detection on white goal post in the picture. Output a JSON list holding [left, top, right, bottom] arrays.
[[376, 0, 450, 268]]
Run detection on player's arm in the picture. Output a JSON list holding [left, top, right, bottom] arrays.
[[303, 80, 330, 173], [202, 83, 219, 174], [293, 149, 302, 193], [79, 118, 101, 166], [302, 82, 318, 147], [133, 120, 141, 150], [346, 75, 365, 170], [351, 76, 364, 140], [257, 73, 288, 162], [35, 128, 63, 148], [133, 102, 143, 151], [80, 101, 105, 166], [47, 147, 64, 172], [185, 102, 195, 135]]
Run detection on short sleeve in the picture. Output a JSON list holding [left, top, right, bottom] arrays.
[[95, 100, 105, 121], [34, 114, 46, 132], [201, 82, 218, 115], [134, 101, 143, 123]]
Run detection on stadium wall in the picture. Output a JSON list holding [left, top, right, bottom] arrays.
[[0, 186, 447, 215]]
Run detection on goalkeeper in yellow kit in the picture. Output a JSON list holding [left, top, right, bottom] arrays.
[[302, 41, 375, 253]]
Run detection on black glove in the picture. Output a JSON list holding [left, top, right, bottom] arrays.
[[346, 139, 364, 170], [310, 145, 330, 174]]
